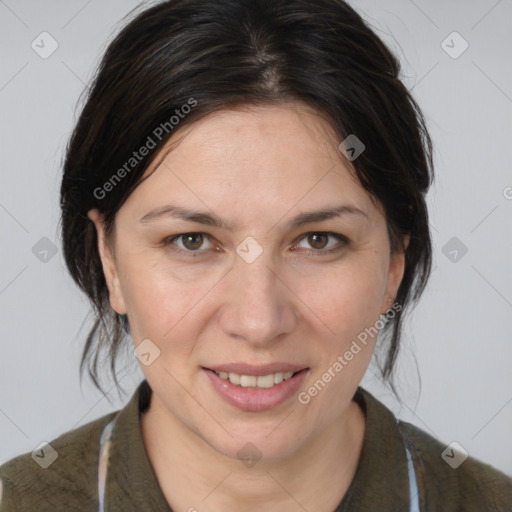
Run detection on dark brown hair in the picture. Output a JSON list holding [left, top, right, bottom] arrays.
[[60, 0, 433, 397]]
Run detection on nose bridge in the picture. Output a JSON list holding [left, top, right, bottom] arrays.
[[220, 247, 297, 343], [239, 254, 277, 306]]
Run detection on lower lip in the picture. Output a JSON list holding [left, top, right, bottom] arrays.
[[203, 368, 309, 412]]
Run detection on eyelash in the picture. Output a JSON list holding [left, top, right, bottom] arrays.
[[162, 232, 349, 258]]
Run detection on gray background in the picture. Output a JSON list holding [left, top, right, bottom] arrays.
[[1, 0, 511, 476]]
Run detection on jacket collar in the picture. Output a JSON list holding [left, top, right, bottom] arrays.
[[107, 379, 171, 510], [335, 387, 414, 511]]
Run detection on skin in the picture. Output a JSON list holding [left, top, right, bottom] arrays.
[[88, 103, 409, 512]]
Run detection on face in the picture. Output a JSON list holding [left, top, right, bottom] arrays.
[[89, 103, 407, 463]]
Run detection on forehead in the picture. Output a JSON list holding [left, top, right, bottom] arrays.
[[142, 103, 351, 178], [123, 104, 380, 222]]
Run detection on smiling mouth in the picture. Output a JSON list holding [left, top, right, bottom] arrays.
[[203, 366, 310, 411], [204, 368, 306, 389]]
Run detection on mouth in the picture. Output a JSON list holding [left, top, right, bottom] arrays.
[[202, 365, 309, 411]]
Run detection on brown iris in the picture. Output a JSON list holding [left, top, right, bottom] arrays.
[[307, 233, 329, 249], [182, 233, 204, 250]]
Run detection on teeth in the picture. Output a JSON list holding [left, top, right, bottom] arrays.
[[229, 372, 240, 385], [257, 374, 274, 388], [215, 370, 297, 388], [240, 375, 257, 387]]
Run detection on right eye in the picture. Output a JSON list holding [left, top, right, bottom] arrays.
[[162, 233, 216, 256]]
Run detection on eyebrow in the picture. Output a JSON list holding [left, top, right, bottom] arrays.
[[139, 203, 369, 229]]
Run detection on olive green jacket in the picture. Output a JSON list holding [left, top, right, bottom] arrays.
[[1, 380, 511, 511]]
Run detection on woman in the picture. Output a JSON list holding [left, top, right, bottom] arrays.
[[1, 0, 511, 510]]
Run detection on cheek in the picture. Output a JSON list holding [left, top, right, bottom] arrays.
[[116, 253, 220, 347], [293, 255, 387, 335], [116, 236, 388, 348]]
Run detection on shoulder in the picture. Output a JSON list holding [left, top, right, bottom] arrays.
[[0, 410, 118, 512], [399, 420, 512, 511]]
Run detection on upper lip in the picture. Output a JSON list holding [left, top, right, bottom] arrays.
[[204, 363, 308, 376]]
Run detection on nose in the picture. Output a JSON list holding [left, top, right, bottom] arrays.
[[218, 252, 299, 346]]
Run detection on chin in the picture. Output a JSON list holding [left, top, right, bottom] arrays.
[[197, 420, 311, 465]]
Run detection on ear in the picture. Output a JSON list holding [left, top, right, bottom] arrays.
[[87, 209, 127, 315], [380, 233, 410, 315]]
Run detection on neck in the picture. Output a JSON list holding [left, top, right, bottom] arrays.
[[141, 393, 366, 512]]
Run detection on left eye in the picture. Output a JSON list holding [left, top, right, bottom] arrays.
[[295, 232, 347, 252]]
